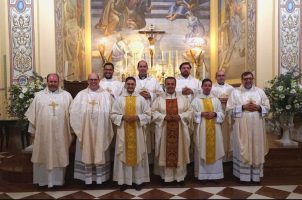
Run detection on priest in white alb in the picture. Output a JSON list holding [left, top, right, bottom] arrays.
[[70, 73, 114, 185], [191, 78, 225, 181], [99, 62, 123, 99], [152, 77, 193, 183], [211, 70, 234, 161], [226, 71, 270, 182], [176, 62, 202, 102], [135, 60, 164, 163], [25, 73, 73, 188], [111, 76, 151, 191]]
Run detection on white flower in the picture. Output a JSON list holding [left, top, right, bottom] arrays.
[[277, 86, 284, 91], [21, 87, 28, 93], [286, 105, 292, 110], [19, 93, 24, 99], [279, 94, 285, 99], [290, 89, 296, 94]]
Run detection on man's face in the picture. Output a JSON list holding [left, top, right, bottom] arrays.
[[47, 75, 59, 92], [180, 64, 191, 78], [103, 65, 114, 79], [202, 81, 212, 95], [165, 79, 176, 94], [242, 74, 254, 89], [137, 61, 148, 76], [88, 73, 100, 91], [216, 71, 225, 85], [125, 79, 136, 94]]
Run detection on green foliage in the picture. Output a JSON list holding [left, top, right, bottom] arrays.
[[264, 70, 302, 129], [7, 72, 46, 129]]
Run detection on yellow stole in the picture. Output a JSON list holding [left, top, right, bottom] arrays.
[[202, 98, 216, 164], [124, 96, 137, 166]]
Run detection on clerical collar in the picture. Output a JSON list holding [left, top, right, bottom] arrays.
[[218, 82, 225, 86], [138, 75, 147, 80], [166, 92, 176, 99]]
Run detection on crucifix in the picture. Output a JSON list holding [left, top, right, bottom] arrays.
[[49, 101, 59, 116], [89, 99, 98, 115], [139, 24, 165, 68]]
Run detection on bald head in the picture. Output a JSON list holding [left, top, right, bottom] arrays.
[[88, 73, 100, 91], [47, 73, 59, 92], [137, 60, 148, 77]]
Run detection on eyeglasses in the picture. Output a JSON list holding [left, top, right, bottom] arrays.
[[89, 79, 99, 81], [243, 77, 253, 81]]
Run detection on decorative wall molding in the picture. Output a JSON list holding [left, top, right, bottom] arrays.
[[54, 0, 64, 83], [247, 0, 257, 72], [8, 0, 35, 85], [279, 0, 301, 73]]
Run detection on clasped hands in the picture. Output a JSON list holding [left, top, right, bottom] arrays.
[[219, 97, 228, 104], [201, 112, 217, 120], [242, 102, 261, 112], [140, 91, 151, 99], [122, 115, 139, 122], [164, 114, 181, 122], [182, 87, 193, 95]]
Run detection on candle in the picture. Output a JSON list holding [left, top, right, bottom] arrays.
[[64, 61, 69, 79]]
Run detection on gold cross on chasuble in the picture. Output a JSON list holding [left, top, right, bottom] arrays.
[[202, 98, 216, 164], [165, 99, 179, 168], [49, 101, 59, 116], [89, 99, 98, 115], [124, 96, 137, 166]]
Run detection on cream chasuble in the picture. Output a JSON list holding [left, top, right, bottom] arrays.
[[70, 88, 114, 165], [152, 93, 193, 182], [111, 91, 151, 185], [25, 88, 73, 187]]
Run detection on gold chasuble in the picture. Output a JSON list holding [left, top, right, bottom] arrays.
[[124, 96, 137, 166], [202, 98, 216, 164], [165, 99, 179, 167]]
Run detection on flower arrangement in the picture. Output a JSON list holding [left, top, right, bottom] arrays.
[[7, 72, 46, 130], [264, 70, 302, 131]]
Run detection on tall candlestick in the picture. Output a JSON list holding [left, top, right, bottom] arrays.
[[3, 54, 7, 97]]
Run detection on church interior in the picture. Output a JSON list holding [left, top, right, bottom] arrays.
[[0, 0, 302, 199]]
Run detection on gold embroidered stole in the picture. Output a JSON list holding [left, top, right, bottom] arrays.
[[124, 96, 137, 166], [165, 99, 179, 168], [202, 98, 216, 164]]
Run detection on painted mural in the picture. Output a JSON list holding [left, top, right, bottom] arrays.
[[218, 0, 247, 80], [63, 0, 86, 81], [90, 0, 211, 82]]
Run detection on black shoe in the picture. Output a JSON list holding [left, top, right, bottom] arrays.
[[134, 183, 142, 191], [178, 181, 185, 186], [120, 184, 128, 191], [211, 180, 220, 185]]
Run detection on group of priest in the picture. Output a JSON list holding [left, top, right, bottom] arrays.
[[25, 60, 270, 190]]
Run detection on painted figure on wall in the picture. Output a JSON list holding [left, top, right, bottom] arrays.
[[64, 0, 86, 81], [95, 0, 151, 36], [95, 0, 127, 36], [218, 0, 246, 79], [166, 0, 198, 21]]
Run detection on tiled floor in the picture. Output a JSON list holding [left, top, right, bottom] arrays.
[[1, 185, 302, 199]]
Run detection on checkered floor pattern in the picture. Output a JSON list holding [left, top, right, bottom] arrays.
[[1, 185, 302, 199]]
